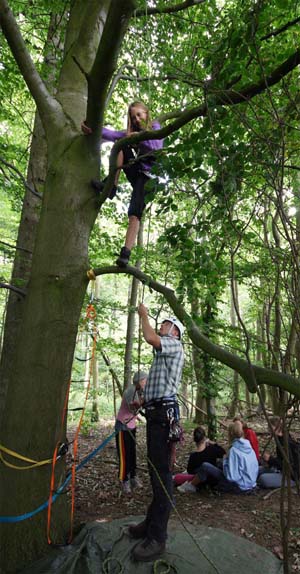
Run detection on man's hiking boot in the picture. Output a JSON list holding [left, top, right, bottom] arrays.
[[128, 520, 148, 539], [90, 178, 118, 200], [116, 246, 131, 267], [132, 538, 166, 562]]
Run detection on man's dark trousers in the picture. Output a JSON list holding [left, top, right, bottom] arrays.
[[144, 406, 173, 543]]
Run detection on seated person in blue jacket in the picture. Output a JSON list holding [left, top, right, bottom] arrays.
[[173, 426, 225, 487], [82, 101, 163, 267], [178, 420, 258, 493], [258, 416, 297, 489]]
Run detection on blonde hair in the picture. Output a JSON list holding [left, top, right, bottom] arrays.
[[127, 101, 152, 133], [233, 415, 248, 430], [228, 421, 243, 443]]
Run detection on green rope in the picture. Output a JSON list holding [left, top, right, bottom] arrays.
[[153, 559, 178, 574], [102, 556, 124, 574]]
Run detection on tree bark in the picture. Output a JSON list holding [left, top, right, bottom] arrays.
[[123, 221, 144, 387], [0, 10, 63, 407], [228, 280, 240, 417], [0, 1, 135, 571]]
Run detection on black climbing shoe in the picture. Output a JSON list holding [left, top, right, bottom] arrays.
[[132, 538, 166, 562], [116, 246, 131, 267], [108, 184, 118, 200], [90, 178, 118, 200], [91, 178, 104, 193]]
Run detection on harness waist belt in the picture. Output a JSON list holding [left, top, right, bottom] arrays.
[[145, 397, 177, 410]]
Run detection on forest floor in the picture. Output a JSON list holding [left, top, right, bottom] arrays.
[[68, 415, 300, 572]]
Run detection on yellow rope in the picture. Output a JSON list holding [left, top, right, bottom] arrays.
[[0, 445, 52, 470]]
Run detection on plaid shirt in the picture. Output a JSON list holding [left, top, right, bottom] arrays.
[[144, 335, 184, 402]]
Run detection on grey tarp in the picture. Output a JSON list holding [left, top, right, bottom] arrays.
[[21, 516, 283, 573]]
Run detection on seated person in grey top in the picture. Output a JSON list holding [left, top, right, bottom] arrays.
[[258, 416, 297, 489]]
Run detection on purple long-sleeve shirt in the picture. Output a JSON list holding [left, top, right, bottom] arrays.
[[101, 120, 163, 173]]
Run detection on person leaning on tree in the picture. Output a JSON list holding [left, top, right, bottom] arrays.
[[128, 304, 184, 562]]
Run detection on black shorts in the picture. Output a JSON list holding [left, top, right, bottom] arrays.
[[122, 146, 151, 220]]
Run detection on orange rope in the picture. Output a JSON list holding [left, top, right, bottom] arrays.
[[68, 304, 97, 542], [47, 378, 71, 545], [47, 303, 98, 545]]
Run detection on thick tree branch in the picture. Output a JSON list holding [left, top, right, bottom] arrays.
[[260, 16, 300, 41], [89, 265, 300, 398], [215, 49, 300, 105], [0, 282, 26, 296], [285, 165, 300, 172], [69, 0, 110, 70], [86, 0, 136, 139], [93, 46, 300, 210], [134, 0, 206, 17], [104, 47, 300, 179], [0, 0, 64, 132]]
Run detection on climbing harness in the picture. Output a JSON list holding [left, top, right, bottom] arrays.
[[167, 406, 184, 444]]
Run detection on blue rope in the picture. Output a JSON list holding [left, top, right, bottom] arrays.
[[0, 430, 117, 523]]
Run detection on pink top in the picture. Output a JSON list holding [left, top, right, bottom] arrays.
[[116, 386, 143, 430]]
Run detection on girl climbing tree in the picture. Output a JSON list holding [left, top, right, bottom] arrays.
[[82, 100, 163, 267]]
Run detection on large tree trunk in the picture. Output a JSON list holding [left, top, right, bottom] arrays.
[[0, 7, 62, 405], [0, 132, 99, 572], [0, 1, 135, 571]]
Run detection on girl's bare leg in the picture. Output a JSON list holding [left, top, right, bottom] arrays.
[[124, 215, 140, 251]]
